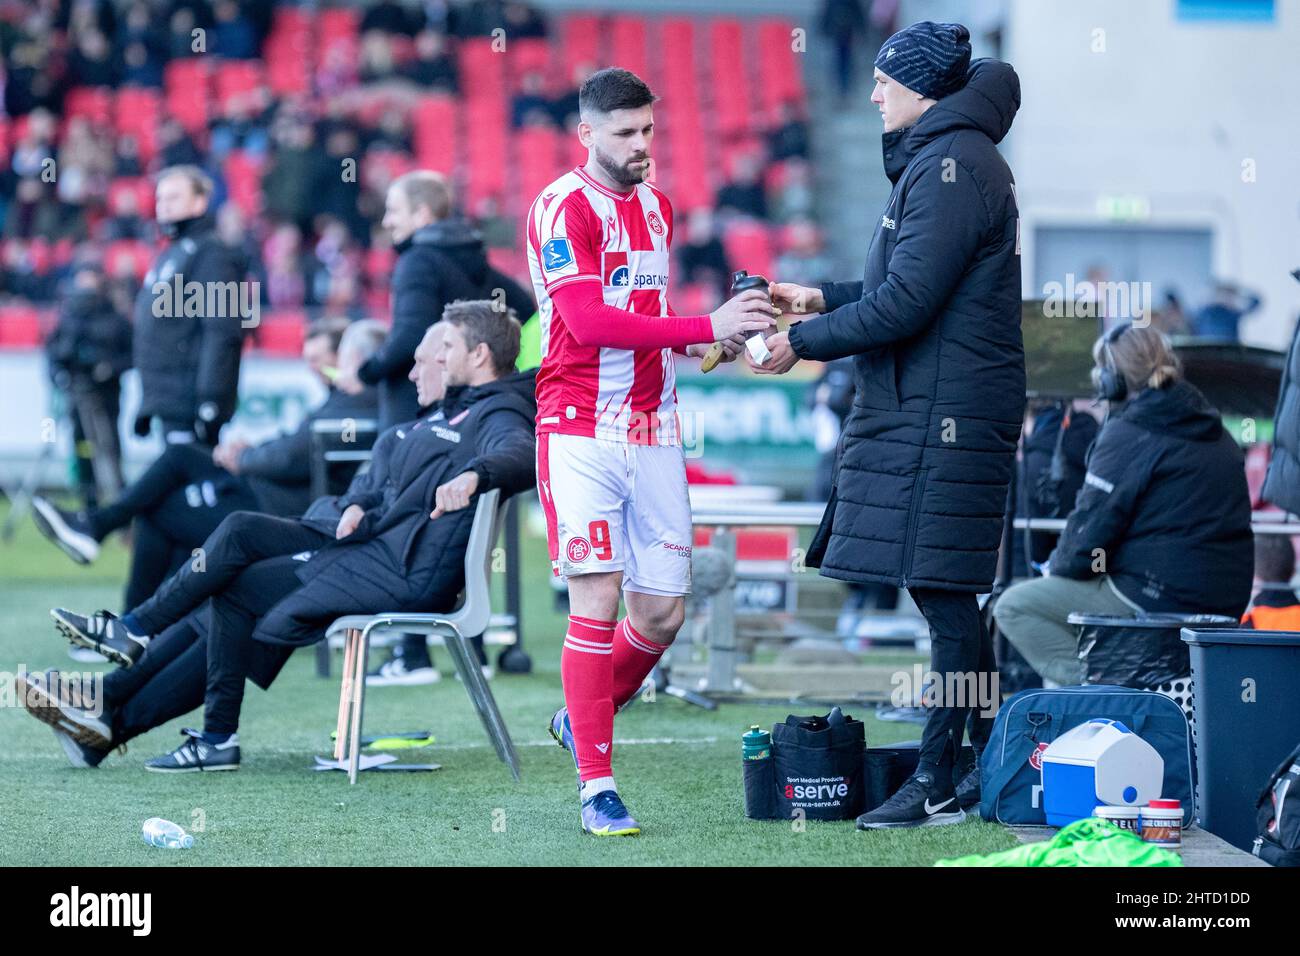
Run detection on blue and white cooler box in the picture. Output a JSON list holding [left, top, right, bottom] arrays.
[[1041, 719, 1164, 827]]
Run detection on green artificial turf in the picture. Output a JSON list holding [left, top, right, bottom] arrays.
[[0, 501, 1017, 866]]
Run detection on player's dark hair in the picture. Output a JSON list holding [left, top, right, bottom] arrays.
[[1256, 533, 1296, 584], [579, 67, 657, 120], [442, 299, 521, 375], [305, 316, 349, 353]]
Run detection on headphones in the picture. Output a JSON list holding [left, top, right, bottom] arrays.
[[1093, 320, 1133, 402]]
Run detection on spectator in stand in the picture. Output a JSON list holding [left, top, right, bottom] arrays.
[[1194, 281, 1261, 342], [4, 177, 75, 241], [208, 90, 272, 159], [773, 219, 833, 289], [677, 208, 732, 300], [1241, 535, 1300, 630], [362, 0, 420, 36], [316, 127, 369, 241], [68, 27, 116, 86], [166, 6, 201, 60], [44, 264, 133, 509], [768, 101, 810, 161], [503, 2, 548, 38], [716, 152, 769, 219], [549, 63, 595, 129], [359, 31, 401, 84], [102, 185, 150, 241], [365, 107, 414, 153], [513, 70, 556, 128], [820, 0, 869, 98], [212, 0, 260, 60], [114, 2, 166, 87], [114, 133, 145, 177], [262, 117, 327, 233], [402, 29, 459, 93], [262, 223, 308, 309], [157, 119, 204, 169], [1, 239, 58, 301], [770, 156, 816, 223]]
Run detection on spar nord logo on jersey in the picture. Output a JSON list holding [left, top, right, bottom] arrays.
[[602, 251, 669, 291]]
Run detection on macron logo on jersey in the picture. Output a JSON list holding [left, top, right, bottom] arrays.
[[542, 238, 574, 272]]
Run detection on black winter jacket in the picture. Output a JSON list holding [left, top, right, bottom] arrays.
[[46, 290, 133, 390], [237, 385, 380, 517], [1048, 380, 1254, 617], [789, 59, 1025, 590], [359, 218, 536, 427], [259, 369, 538, 645], [132, 214, 248, 425]]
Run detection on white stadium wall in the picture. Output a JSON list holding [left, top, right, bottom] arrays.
[[1003, 0, 1299, 347]]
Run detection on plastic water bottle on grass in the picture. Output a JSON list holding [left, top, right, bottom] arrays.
[[142, 818, 194, 849]]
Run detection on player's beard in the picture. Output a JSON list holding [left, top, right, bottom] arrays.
[[594, 144, 647, 187]]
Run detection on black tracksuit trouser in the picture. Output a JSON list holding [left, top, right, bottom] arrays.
[[909, 587, 997, 772]]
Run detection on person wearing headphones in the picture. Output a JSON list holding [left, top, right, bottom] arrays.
[[993, 321, 1254, 686]]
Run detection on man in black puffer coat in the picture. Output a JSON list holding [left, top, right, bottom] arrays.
[[754, 23, 1025, 829], [350, 170, 536, 430], [133, 166, 248, 445]]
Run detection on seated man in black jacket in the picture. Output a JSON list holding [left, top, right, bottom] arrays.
[[26, 303, 535, 771], [32, 318, 381, 611], [993, 323, 1254, 686]]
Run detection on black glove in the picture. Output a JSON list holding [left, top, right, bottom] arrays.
[[133, 414, 152, 437], [194, 402, 220, 446]]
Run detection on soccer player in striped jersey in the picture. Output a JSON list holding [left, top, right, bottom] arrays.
[[527, 67, 775, 835]]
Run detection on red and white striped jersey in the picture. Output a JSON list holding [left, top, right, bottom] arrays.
[[526, 166, 682, 446]]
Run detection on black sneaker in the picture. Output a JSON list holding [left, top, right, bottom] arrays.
[[856, 769, 967, 829], [144, 728, 240, 773], [31, 496, 100, 564], [14, 669, 114, 752], [954, 764, 981, 810], [51, 608, 148, 668]]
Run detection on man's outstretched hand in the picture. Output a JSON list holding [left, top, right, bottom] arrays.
[[431, 470, 480, 519], [748, 330, 800, 375], [770, 282, 824, 316]]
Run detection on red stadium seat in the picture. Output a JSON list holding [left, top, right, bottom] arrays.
[[64, 87, 113, 126], [0, 118, 9, 163], [560, 15, 602, 82], [0, 305, 46, 349], [254, 312, 306, 356], [610, 17, 649, 85], [514, 126, 564, 215], [115, 87, 161, 162], [722, 220, 775, 281], [223, 149, 264, 218], [459, 39, 506, 101], [103, 240, 153, 282], [363, 148, 417, 187], [107, 177, 155, 218], [319, 8, 359, 45], [709, 20, 751, 139], [463, 100, 507, 208], [411, 95, 458, 173], [214, 61, 265, 109], [164, 59, 211, 135], [757, 20, 806, 115], [508, 38, 552, 91]]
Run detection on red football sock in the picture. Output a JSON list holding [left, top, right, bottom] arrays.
[[612, 617, 671, 709], [561, 614, 616, 781]]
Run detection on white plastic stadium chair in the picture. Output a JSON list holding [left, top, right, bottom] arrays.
[[326, 489, 521, 784]]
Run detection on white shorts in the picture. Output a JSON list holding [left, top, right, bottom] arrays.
[[536, 432, 693, 595]]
